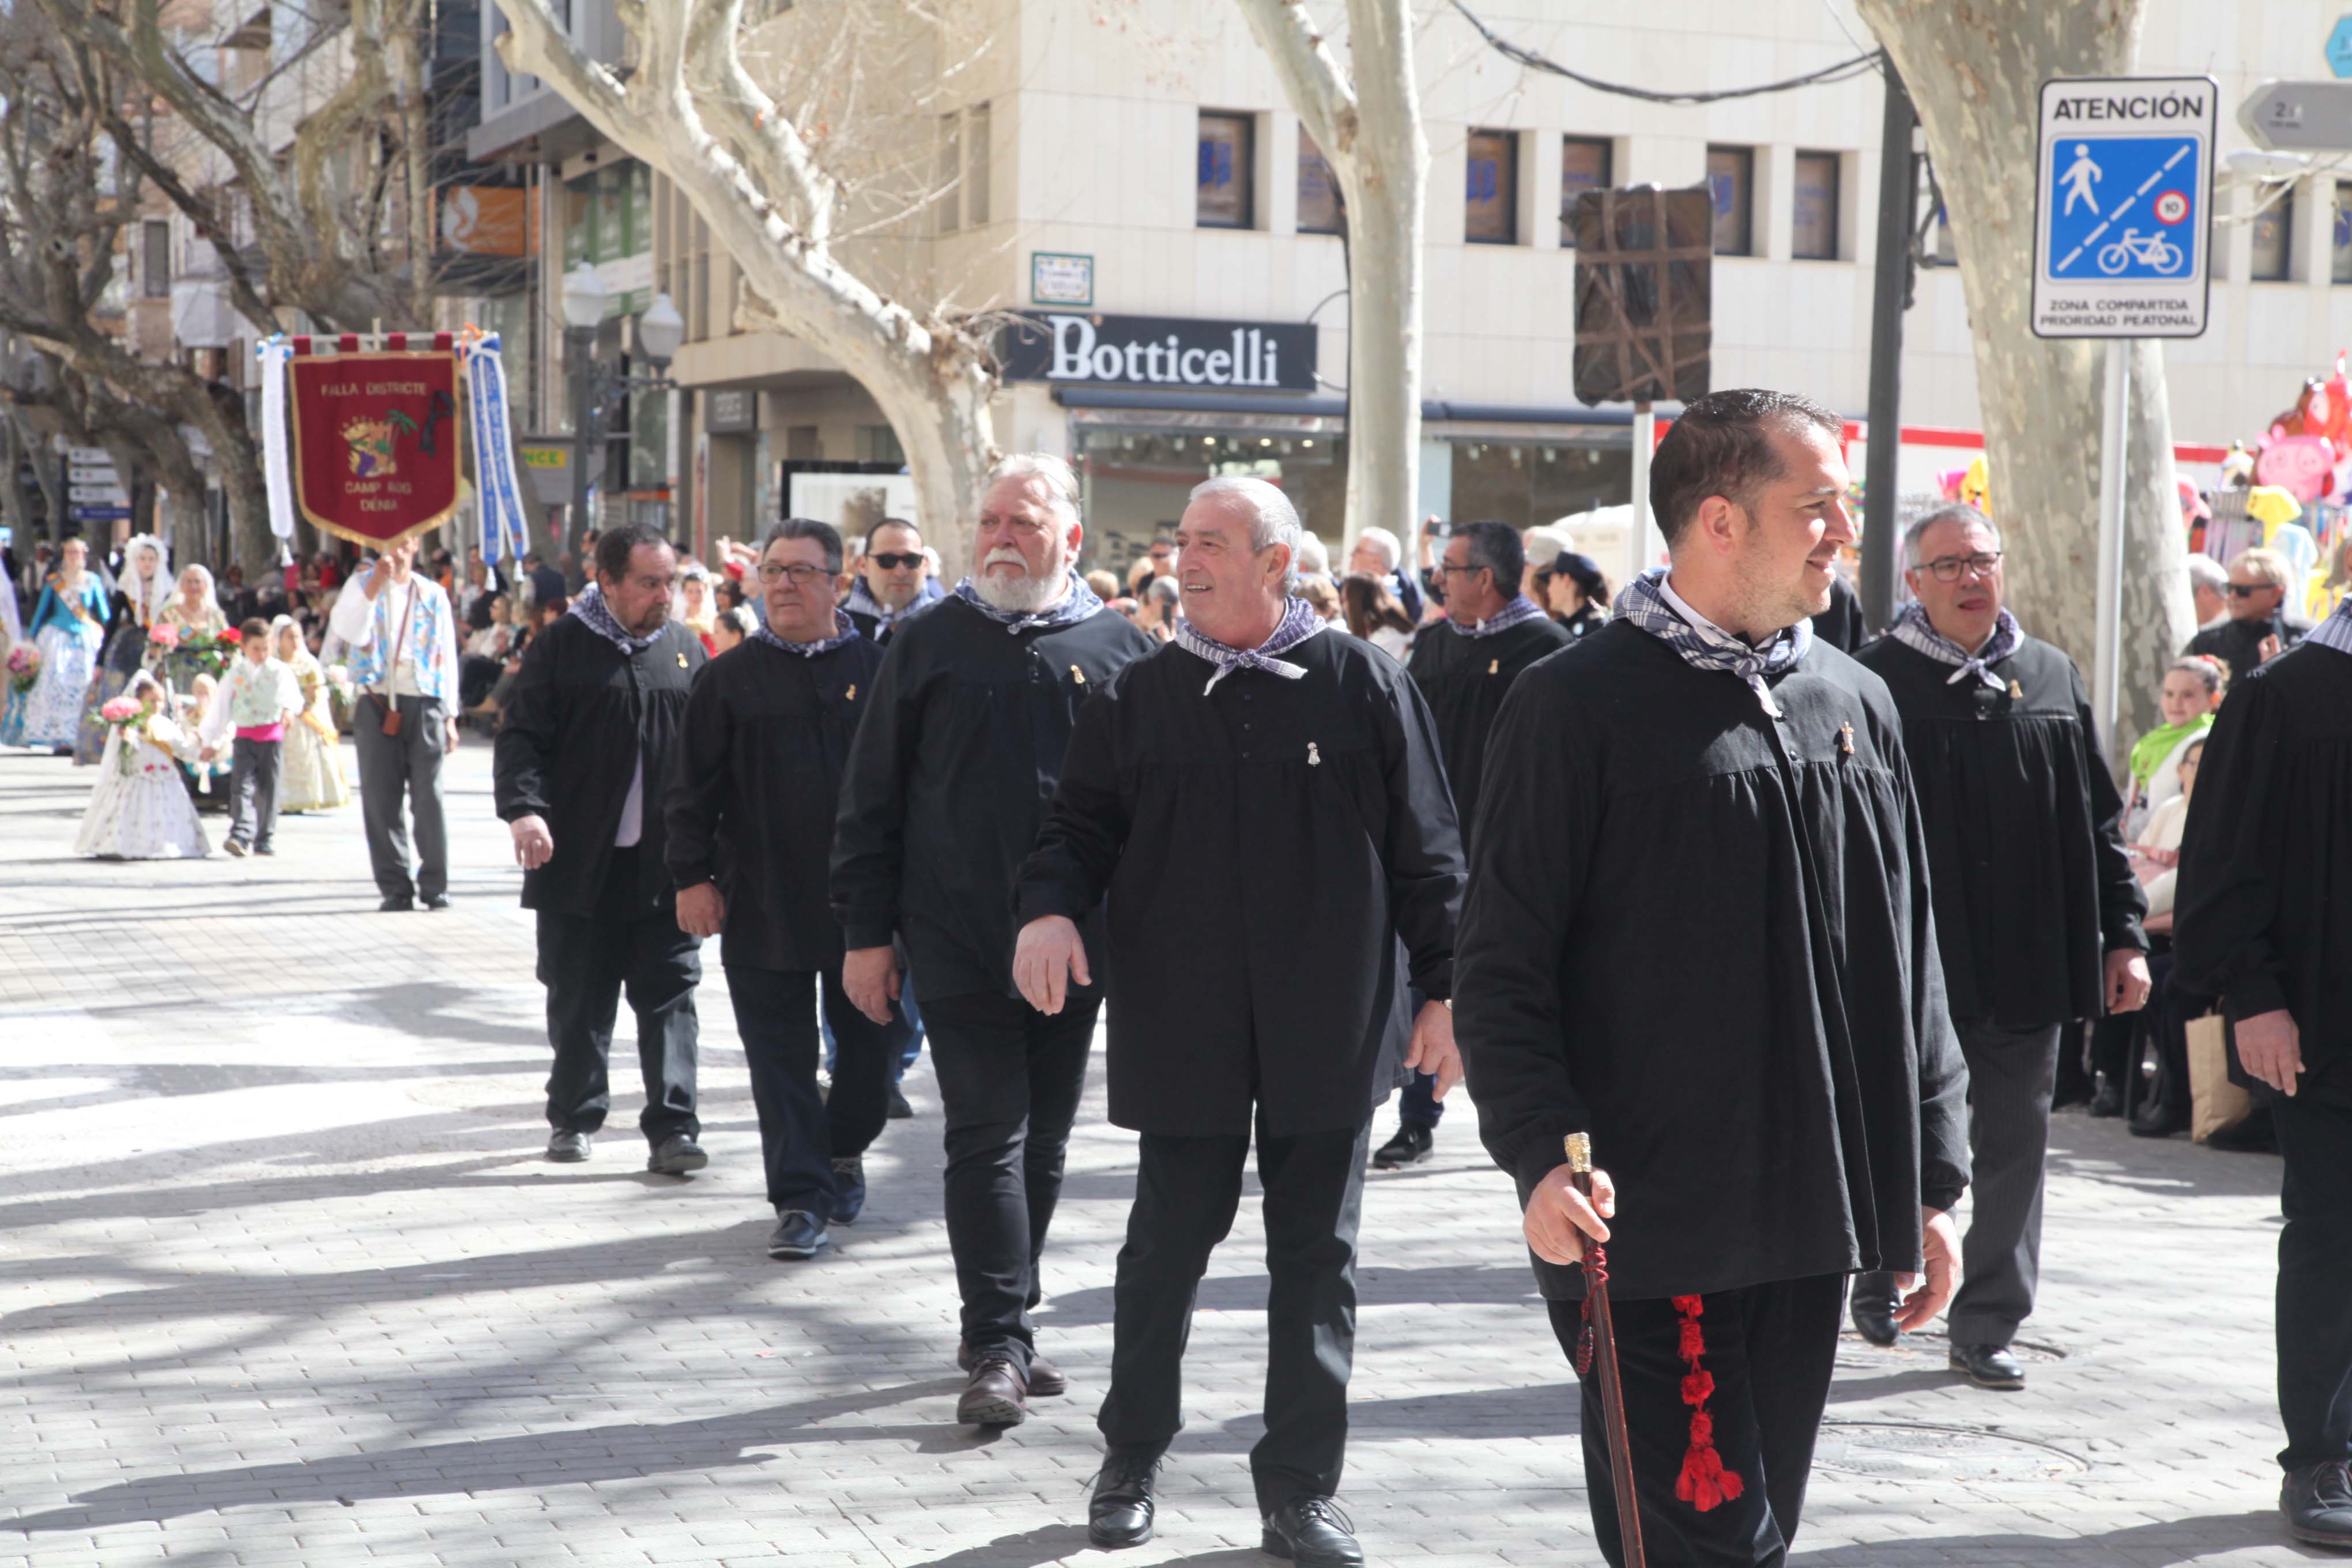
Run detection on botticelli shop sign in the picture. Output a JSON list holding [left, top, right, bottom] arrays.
[[1000, 312, 1317, 394]]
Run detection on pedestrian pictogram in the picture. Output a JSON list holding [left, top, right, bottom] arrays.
[[2034, 77, 2217, 338]]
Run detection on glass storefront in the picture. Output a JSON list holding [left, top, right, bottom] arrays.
[[1449, 437, 1631, 531]]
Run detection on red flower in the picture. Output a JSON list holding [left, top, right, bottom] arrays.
[[220, 628, 243, 644]]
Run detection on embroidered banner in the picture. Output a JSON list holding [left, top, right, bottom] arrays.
[[287, 336, 464, 549]]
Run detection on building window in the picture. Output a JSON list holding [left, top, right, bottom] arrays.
[[1298, 127, 1342, 235], [1465, 129, 1517, 244], [2332, 182, 2352, 283], [856, 425, 906, 466], [1792, 152, 1840, 260], [966, 103, 991, 227], [1559, 136, 1612, 246], [2251, 191, 2294, 281], [142, 220, 171, 298], [937, 114, 962, 234], [1197, 112, 1254, 229], [1706, 145, 1754, 257]]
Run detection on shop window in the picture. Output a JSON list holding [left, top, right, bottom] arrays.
[[2332, 182, 2352, 283], [1559, 137, 1612, 246], [967, 104, 992, 226], [1298, 127, 1342, 235], [1706, 145, 1754, 257], [1449, 439, 1632, 532], [1792, 151, 1840, 260], [2251, 191, 2294, 281], [1197, 112, 1254, 229], [1466, 130, 1517, 244]]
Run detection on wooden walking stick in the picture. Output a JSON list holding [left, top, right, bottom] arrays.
[[1567, 1132, 1647, 1567]]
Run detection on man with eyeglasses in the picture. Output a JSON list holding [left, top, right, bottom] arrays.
[[1373, 519, 1570, 1172], [496, 522, 711, 1175], [2187, 546, 2313, 685], [834, 452, 1155, 1429], [666, 519, 911, 1261], [1849, 503, 2149, 1389], [845, 517, 943, 646]]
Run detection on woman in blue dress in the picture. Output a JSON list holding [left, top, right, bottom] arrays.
[[17, 537, 111, 752]]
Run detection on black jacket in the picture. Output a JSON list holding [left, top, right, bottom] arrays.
[[1853, 635, 2144, 1030], [831, 595, 1155, 1003], [493, 615, 707, 914], [1811, 575, 1867, 653], [1455, 623, 1970, 1302], [2174, 639, 2352, 1106], [2187, 610, 2313, 685], [665, 634, 885, 973], [1015, 630, 1463, 1138], [1404, 613, 1573, 834]]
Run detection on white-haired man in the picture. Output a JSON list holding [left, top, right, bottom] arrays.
[[2188, 546, 2314, 684], [834, 453, 1155, 1428], [1347, 524, 1423, 623], [1013, 475, 1464, 1565]]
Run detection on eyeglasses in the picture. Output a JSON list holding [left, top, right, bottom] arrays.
[[1437, 561, 1488, 576], [756, 562, 831, 585], [866, 552, 924, 571], [1921, 552, 2003, 583], [2226, 582, 2276, 598]]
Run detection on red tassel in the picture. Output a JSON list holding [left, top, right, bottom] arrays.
[[1669, 1294, 1744, 1513]]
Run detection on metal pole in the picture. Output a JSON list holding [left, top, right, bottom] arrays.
[[1628, 401, 1654, 591], [567, 325, 595, 558], [2093, 340, 2129, 756], [1861, 53, 1916, 634]]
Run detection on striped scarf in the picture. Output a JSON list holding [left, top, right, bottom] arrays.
[[1887, 601, 2022, 690], [567, 583, 662, 654], [1448, 595, 1548, 638], [755, 607, 860, 658], [1615, 568, 1811, 717], [1173, 595, 1326, 694], [952, 570, 1103, 634]]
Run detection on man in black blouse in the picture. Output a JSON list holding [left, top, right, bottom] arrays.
[[1014, 476, 1463, 1566]]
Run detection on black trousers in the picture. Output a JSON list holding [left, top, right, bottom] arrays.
[[728, 964, 910, 1213], [1853, 1017, 2061, 1348], [2272, 1092, 2352, 1472], [920, 989, 1098, 1370], [536, 849, 700, 1143], [1098, 1118, 1373, 1513], [1549, 1274, 1845, 1568], [227, 736, 281, 850]]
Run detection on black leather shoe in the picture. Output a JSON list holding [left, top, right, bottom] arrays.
[[379, 894, 413, 912], [1087, 1447, 1161, 1548], [830, 1156, 866, 1224], [1950, 1341, 2026, 1389], [647, 1134, 709, 1175], [2205, 1109, 2278, 1154], [767, 1209, 828, 1260], [2284, 1459, 2352, 1547], [546, 1130, 591, 1163], [1262, 1496, 1364, 1565], [887, 1083, 914, 1120], [1849, 1289, 1901, 1348], [2087, 1076, 2124, 1118], [956, 1340, 1064, 1396], [955, 1354, 1028, 1427], [420, 892, 451, 910], [1371, 1124, 1433, 1170]]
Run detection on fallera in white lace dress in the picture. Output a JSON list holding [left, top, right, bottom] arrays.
[[74, 719, 210, 860]]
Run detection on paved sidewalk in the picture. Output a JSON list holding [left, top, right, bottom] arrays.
[[0, 741, 2323, 1567]]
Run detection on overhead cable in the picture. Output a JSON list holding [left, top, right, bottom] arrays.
[[1446, 0, 1883, 104]]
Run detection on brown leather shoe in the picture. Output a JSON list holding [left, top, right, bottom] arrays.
[[958, 1340, 1065, 1396], [956, 1354, 1028, 1427]]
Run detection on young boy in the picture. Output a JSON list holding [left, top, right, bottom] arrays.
[[200, 617, 304, 857]]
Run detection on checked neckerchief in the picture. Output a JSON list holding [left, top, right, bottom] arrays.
[[1447, 594, 1549, 639], [952, 570, 1104, 634], [568, 582, 662, 655], [755, 606, 861, 658], [1173, 594, 1326, 695], [1887, 601, 2022, 691], [2308, 597, 2352, 657], [1615, 568, 1811, 718]]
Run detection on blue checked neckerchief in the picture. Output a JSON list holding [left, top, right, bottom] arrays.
[[568, 582, 662, 655], [1615, 568, 1812, 718], [1448, 595, 1549, 639], [2308, 598, 2352, 657], [952, 570, 1104, 634], [755, 607, 860, 658], [1173, 594, 1326, 695], [845, 575, 941, 636], [1887, 601, 2022, 691]]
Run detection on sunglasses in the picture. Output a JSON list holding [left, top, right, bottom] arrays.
[[868, 552, 924, 571], [2226, 583, 2275, 598]]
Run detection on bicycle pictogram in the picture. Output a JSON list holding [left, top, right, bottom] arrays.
[[2096, 228, 2185, 276]]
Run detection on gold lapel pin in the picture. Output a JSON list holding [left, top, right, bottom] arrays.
[[846, 684, 857, 702], [1488, 658, 1500, 675], [676, 651, 689, 669], [2008, 678, 2023, 699], [1839, 722, 1856, 756], [1071, 665, 1086, 684]]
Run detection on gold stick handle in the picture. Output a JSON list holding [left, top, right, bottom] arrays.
[[1565, 1132, 1592, 1174]]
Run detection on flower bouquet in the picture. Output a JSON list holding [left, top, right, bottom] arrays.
[[5, 642, 37, 695], [98, 695, 146, 776], [168, 627, 238, 680], [146, 623, 182, 653]]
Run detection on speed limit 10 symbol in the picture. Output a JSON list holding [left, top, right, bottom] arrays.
[[2154, 190, 2190, 225]]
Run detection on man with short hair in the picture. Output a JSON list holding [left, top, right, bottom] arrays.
[[328, 537, 463, 911], [2188, 546, 2313, 683], [1348, 525, 1423, 622], [2177, 595, 2352, 1551], [834, 453, 1154, 1428], [1015, 476, 1463, 1565], [1846, 504, 2149, 1387], [843, 517, 940, 645], [496, 523, 709, 1175], [1374, 518, 1570, 1170], [1457, 389, 1968, 1568], [668, 519, 910, 1260], [2186, 553, 2231, 631]]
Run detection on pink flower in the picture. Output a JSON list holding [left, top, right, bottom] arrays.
[[100, 696, 142, 722], [148, 624, 182, 650]]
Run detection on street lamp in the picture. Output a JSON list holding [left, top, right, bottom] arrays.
[[638, 292, 684, 370], [561, 263, 609, 549]]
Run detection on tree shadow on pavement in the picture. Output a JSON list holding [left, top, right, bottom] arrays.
[[1788, 1509, 2322, 1565], [7, 1379, 965, 1534]]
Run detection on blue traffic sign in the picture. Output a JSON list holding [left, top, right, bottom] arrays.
[[67, 504, 130, 522], [2330, 16, 2352, 78], [2045, 135, 2200, 280]]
